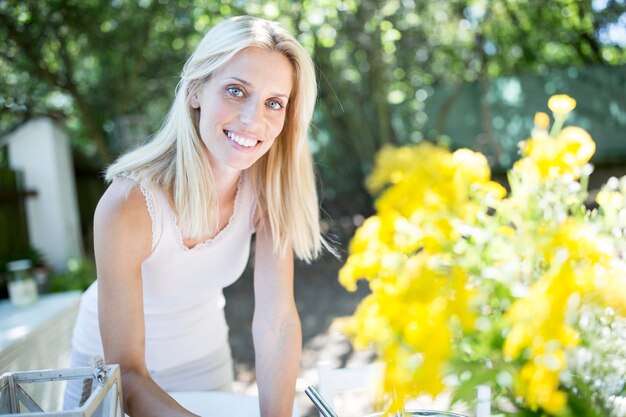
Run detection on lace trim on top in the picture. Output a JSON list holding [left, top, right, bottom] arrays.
[[118, 173, 158, 250], [138, 181, 158, 250], [171, 174, 245, 251]]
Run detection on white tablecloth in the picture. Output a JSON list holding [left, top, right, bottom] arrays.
[[170, 391, 300, 417], [0, 291, 82, 410]]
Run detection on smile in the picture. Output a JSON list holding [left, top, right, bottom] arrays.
[[225, 130, 259, 148]]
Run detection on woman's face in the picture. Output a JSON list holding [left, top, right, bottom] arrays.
[[191, 47, 294, 174]]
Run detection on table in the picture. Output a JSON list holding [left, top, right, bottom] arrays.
[[0, 291, 82, 410], [170, 391, 300, 417]]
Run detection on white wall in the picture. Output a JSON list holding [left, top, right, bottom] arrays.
[[6, 118, 83, 272]]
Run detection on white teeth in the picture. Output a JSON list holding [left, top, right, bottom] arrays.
[[227, 131, 258, 148]]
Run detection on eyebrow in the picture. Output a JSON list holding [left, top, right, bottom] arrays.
[[225, 77, 289, 99]]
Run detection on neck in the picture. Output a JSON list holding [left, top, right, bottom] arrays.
[[212, 165, 242, 204]]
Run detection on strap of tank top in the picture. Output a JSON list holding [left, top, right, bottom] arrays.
[[116, 173, 162, 250], [136, 180, 162, 250]]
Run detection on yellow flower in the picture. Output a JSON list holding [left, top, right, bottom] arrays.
[[452, 148, 490, 183], [502, 218, 624, 413], [517, 361, 567, 413], [534, 111, 551, 130], [365, 142, 449, 195], [339, 95, 625, 417], [348, 216, 384, 254], [516, 125, 594, 180], [548, 94, 576, 115], [557, 126, 595, 167]]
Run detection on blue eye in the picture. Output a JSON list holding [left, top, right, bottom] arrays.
[[267, 100, 283, 110], [227, 86, 244, 97]]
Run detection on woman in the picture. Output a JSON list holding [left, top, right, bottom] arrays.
[[65, 16, 325, 417]]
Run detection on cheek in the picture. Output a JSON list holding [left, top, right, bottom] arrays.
[[200, 98, 234, 130], [268, 115, 288, 139], [215, 100, 237, 121]]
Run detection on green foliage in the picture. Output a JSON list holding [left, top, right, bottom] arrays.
[[48, 257, 96, 293], [304, 0, 626, 212], [0, 0, 208, 161], [2, 0, 625, 213]]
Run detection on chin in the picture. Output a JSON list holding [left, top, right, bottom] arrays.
[[225, 157, 258, 172]]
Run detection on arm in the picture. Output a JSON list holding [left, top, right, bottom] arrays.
[[252, 223, 301, 417], [95, 179, 198, 417]]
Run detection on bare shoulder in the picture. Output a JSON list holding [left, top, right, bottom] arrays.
[[96, 177, 149, 223], [94, 177, 152, 251]]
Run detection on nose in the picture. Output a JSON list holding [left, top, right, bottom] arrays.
[[240, 99, 261, 127]]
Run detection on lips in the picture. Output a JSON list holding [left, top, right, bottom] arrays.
[[225, 130, 259, 148]]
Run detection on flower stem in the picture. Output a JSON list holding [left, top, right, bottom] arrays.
[[549, 114, 566, 137]]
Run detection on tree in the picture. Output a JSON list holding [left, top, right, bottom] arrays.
[[2, 0, 625, 212], [0, 0, 228, 163], [304, 0, 626, 212]]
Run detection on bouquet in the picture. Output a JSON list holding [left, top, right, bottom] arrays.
[[339, 95, 626, 416]]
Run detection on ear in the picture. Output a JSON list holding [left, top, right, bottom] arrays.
[[189, 92, 201, 109]]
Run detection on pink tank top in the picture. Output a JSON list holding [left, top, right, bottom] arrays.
[[71, 171, 257, 372]]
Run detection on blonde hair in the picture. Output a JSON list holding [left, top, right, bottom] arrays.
[[106, 16, 323, 262]]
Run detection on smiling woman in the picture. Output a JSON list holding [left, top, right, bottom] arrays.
[[189, 47, 294, 174], [62, 16, 328, 417]]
